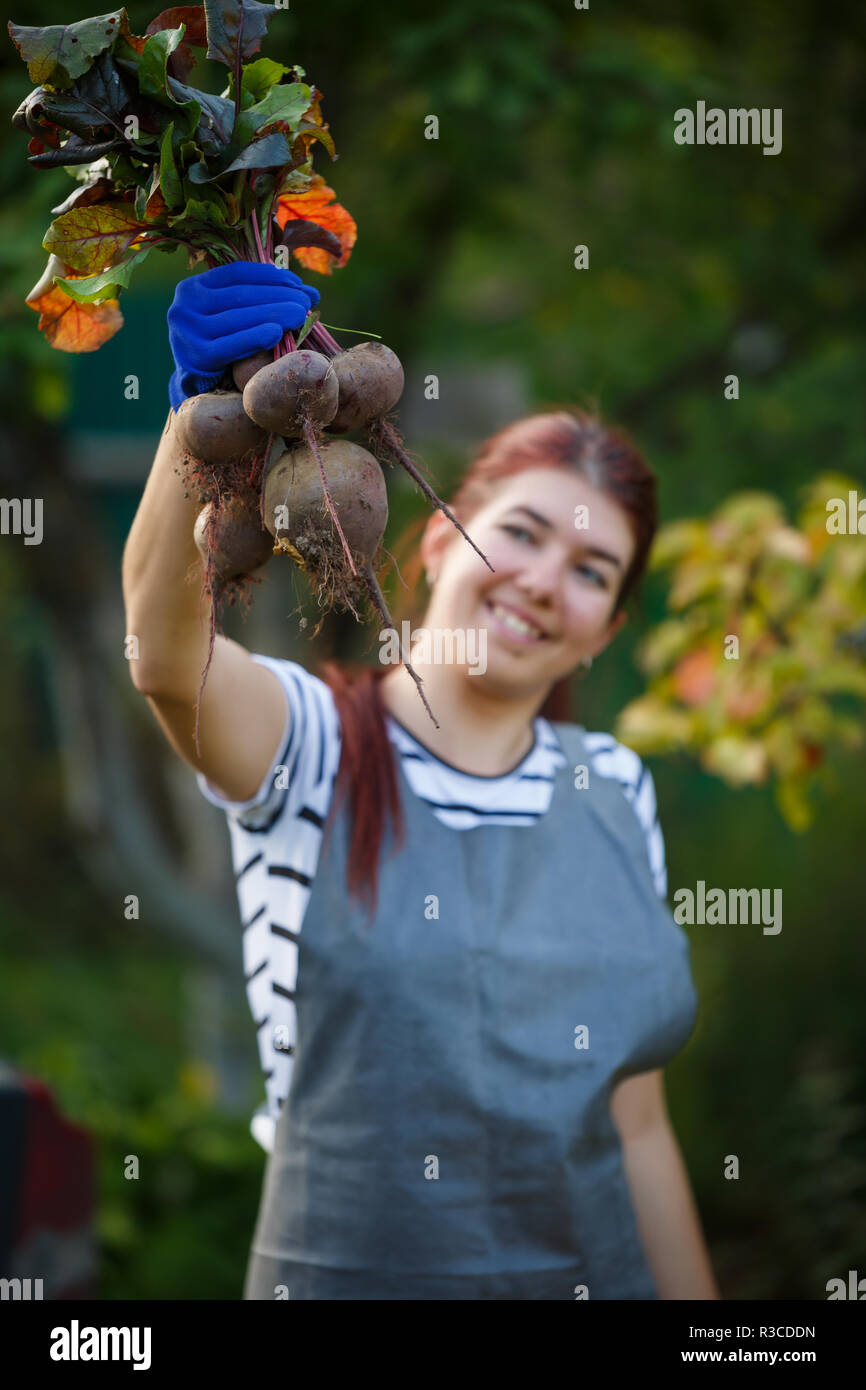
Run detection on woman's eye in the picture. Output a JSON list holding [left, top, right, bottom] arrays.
[[502, 523, 535, 543], [501, 526, 607, 585], [574, 562, 607, 587]]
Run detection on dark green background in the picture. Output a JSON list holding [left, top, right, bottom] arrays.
[[0, 0, 864, 1299]]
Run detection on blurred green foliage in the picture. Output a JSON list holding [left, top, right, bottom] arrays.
[[1, 922, 264, 1298], [617, 476, 866, 829], [1, 0, 864, 1300]]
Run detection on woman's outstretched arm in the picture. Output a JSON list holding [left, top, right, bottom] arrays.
[[121, 408, 288, 802]]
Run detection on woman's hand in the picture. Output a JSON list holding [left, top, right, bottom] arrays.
[[167, 261, 321, 412]]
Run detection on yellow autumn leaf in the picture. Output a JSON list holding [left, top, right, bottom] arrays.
[[701, 735, 769, 786]]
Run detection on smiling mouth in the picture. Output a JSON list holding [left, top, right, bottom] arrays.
[[485, 601, 550, 641]]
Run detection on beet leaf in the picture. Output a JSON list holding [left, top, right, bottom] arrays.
[[202, 0, 277, 69], [56, 243, 153, 301], [43, 201, 148, 273], [11, 0, 352, 349], [145, 6, 209, 84]]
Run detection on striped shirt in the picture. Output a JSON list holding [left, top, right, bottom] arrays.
[[196, 653, 669, 1150]]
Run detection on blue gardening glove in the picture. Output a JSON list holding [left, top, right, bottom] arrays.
[[167, 261, 321, 412]]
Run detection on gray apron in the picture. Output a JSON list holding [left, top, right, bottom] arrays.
[[243, 721, 698, 1300]]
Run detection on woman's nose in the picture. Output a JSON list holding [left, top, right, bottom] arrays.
[[515, 550, 562, 601]]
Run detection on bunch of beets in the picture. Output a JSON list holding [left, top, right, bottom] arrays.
[[9, 2, 489, 739]]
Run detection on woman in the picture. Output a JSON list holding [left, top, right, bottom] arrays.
[[123, 262, 720, 1300]]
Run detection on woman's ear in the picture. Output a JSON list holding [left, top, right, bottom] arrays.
[[419, 508, 455, 580]]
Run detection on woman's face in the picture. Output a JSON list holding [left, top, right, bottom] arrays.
[[420, 467, 637, 698]]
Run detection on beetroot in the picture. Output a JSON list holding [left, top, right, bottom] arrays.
[[305, 322, 492, 572], [231, 350, 274, 393], [265, 438, 386, 569], [326, 341, 404, 434], [194, 495, 274, 584], [264, 438, 438, 725], [174, 389, 267, 465], [242, 349, 338, 434]]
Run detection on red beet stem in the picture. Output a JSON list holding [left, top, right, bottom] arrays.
[[308, 322, 342, 357], [250, 210, 267, 262], [300, 417, 358, 578], [306, 322, 328, 355], [377, 419, 494, 572]]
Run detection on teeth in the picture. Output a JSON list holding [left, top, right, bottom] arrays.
[[491, 603, 543, 637]]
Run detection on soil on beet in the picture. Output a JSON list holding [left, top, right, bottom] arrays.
[[273, 519, 384, 632], [177, 438, 266, 510]]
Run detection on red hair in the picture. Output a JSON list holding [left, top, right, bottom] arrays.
[[316, 407, 658, 919]]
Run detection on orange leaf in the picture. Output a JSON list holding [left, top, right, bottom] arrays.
[[145, 185, 169, 221], [28, 128, 61, 155], [672, 646, 718, 706], [275, 176, 356, 274], [117, 12, 150, 55], [26, 278, 122, 352]]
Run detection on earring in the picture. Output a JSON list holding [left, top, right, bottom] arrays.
[[579, 655, 593, 671], [425, 571, 436, 586]]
